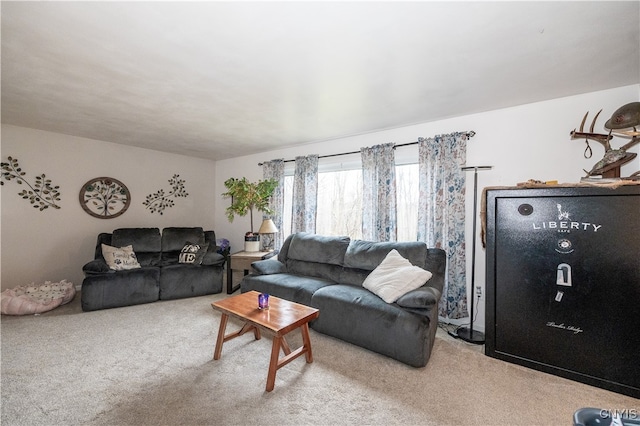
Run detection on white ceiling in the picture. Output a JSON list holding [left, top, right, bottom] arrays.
[[2, 1, 639, 161]]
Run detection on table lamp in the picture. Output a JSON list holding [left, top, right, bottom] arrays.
[[258, 219, 278, 252]]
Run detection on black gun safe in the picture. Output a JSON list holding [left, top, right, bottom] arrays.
[[485, 185, 640, 398]]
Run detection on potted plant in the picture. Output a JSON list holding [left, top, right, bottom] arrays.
[[222, 177, 279, 252]]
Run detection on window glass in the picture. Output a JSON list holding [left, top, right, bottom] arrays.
[[282, 175, 293, 238], [316, 170, 363, 238], [281, 163, 419, 242], [396, 163, 419, 242]]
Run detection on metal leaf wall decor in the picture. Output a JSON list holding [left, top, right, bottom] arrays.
[[143, 174, 188, 215], [0, 156, 62, 211]]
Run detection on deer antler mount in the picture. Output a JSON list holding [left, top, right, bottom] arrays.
[[570, 105, 639, 178]]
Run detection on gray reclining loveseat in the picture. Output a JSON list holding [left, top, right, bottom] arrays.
[[82, 227, 225, 311], [240, 232, 446, 367]]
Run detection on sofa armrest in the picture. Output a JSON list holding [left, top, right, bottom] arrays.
[[251, 259, 287, 275], [396, 286, 441, 310], [202, 252, 225, 267], [82, 259, 112, 275]]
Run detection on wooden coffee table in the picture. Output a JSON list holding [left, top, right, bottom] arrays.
[[211, 291, 320, 392]]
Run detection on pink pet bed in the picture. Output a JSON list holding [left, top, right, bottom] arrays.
[[1, 280, 76, 315]]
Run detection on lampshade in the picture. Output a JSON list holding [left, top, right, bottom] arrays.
[[258, 219, 278, 234]]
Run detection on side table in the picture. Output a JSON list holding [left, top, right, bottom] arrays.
[[226, 250, 276, 294]]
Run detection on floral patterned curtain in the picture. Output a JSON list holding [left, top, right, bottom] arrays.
[[262, 159, 285, 250], [417, 133, 468, 319], [361, 143, 397, 242], [292, 155, 318, 233]]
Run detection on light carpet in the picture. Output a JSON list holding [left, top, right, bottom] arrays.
[[1, 292, 637, 425]]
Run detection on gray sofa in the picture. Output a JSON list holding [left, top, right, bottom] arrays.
[[240, 232, 446, 367], [82, 227, 225, 311]]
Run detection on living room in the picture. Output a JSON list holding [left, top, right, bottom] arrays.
[[3, 88, 638, 329], [2, 2, 639, 425]]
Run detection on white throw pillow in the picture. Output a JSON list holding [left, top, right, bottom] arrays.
[[101, 244, 141, 271], [363, 249, 433, 303]]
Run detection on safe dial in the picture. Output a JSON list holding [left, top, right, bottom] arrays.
[[518, 203, 533, 216], [556, 238, 574, 254]]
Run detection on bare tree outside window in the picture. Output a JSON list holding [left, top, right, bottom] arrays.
[[281, 164, 419, 241], [317, 170, 362, 238], [396, 164, 419, 241], [282, 176, 294, 238]]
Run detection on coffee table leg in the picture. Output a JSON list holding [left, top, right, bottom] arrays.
[[266, 335, 283, 392], [280, 337, 291, 355], [301, 323, 313, 363], [237, 322, 262, 340], [213, 313, 229, 360]]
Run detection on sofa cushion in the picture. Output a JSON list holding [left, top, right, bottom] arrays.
[[162, 227, 205, 264], [162, 227, 205, 251], [81, 267, 160, 311], [179, 242, 209, 265], [338, 267, 371, 287], [241, 274, 334, 307], [310, 284, 432, 367], [83, 259, 112, 275], [277, 234, 294, 263], [287, 232, 350, 266], [362, 249, 433, 303], [252, 258, 287, 274], [159, 263, 223, 300], [344, 240, 428, 270], [101, 244, 141, 271], [201, 251, 226, 267], [286, 259, 344, 283], [396, 286, 441, 309], [112, 228, 161, 251], [111, 228, 161, 267]]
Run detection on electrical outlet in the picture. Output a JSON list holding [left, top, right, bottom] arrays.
[[476, 285, 482, 299]]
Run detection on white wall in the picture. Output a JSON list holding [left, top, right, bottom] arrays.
[[2, 85, 637, 323], [215, 85, 640, 330], [1, 125, 217, 291]]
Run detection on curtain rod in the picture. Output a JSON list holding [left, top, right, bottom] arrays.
[[258, 131, 475, 166]]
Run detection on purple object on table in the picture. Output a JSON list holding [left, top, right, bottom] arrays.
[[258, 293, 269, 310]]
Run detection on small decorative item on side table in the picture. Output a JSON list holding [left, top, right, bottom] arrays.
[[244, 232, 260, 252], [258, 293, 269, 309], [216, 238, 230, 266]]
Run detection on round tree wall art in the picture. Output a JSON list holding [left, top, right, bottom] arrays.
[[79, 177, 131, 219]]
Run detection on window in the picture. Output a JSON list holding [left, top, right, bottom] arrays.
[[281, 163, 419, 242], [317, 170, 363, 238], [396, 163, 419, 242], [282, 176, 293, 238]]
